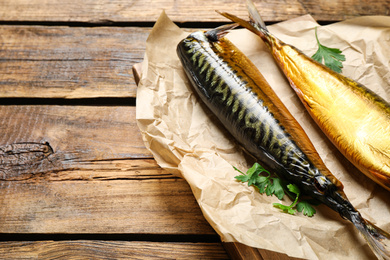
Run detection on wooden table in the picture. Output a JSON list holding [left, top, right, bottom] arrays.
[[0, 1, 388, 259]]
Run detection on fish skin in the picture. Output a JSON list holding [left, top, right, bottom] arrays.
[[217, 1, 390, 258], [266, 29, 390, 191], [177, 25, 358, 224], [280, 43, 390, 190]]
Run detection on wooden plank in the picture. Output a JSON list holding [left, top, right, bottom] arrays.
[[223, 242, 304, 260], [0, 26, 149, 98], [0, 159, 216, 235], [0, 105, 152, 180], [0, 103, 215, 235], [223, 242, 264, 260], [0, 0, 387, 23], [0, 241, 229, 259], [0, 100, 217, 237]]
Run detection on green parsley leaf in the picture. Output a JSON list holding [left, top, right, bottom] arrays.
[[273, 183, 300, 213], [234, 163, 270, 186], [286, 183, 300, 196], [234, 173, 250, 183], [247, 162, 269, 176], [312, 27, 345, 73], [254, 176, 271, 193], [234, 163, 318, 217], [273, 202, 297, 215], [268, 178, 285, 200], [296, 201, 316, 217]]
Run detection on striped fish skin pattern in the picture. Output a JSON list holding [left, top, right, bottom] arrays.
[[176, 30, 353, 214], [179, 32, 303, 171]]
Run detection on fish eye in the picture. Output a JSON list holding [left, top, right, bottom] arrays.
[[314, 176, 327, 194]]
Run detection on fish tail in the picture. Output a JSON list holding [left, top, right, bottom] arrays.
[[351, 213, 390, 259], [217, 0, 273, 47], [245, 0, 267, 32], [204, 23, 239, 42], [216, 10, 259, 35]]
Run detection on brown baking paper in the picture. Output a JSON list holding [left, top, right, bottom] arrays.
[[136, 11, 390, 259]]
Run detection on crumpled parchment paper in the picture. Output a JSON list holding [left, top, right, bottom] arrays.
[[136, 11, 390, 260]]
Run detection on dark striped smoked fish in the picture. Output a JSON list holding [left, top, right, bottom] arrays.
[[176, 24, 390, 259]]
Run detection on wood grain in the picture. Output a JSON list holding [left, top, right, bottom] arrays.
[[223, 242, 306, 260], [223, 242, 265, 260], [0, 165, 215, 234], [0, 105, 151, 180], [0, 104, 215, 235], [0, 0, 388, 23], [0, 26, 149, 98], [0, 241, 229, 259]]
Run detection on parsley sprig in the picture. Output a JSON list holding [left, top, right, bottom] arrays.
[[234, 163, 317, 217], [311, 27, 346, 73]]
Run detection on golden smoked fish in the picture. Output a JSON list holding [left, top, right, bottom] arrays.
[[219, 0, 390, 193], [177, 23, 390, 259]]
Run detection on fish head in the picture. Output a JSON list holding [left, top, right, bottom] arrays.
[[177, 23, 238, 59], [176, 30, 214, 71]]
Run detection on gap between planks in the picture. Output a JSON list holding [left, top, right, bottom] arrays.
[[0, 0, 387, 23], [0, 240, 230, 259]]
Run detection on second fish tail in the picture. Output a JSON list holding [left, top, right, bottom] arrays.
[[217, 0, 273, 47], [245, 0, 267, 32]]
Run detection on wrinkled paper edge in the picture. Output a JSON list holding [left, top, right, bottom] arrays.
[[136, 11, 390, 260]]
